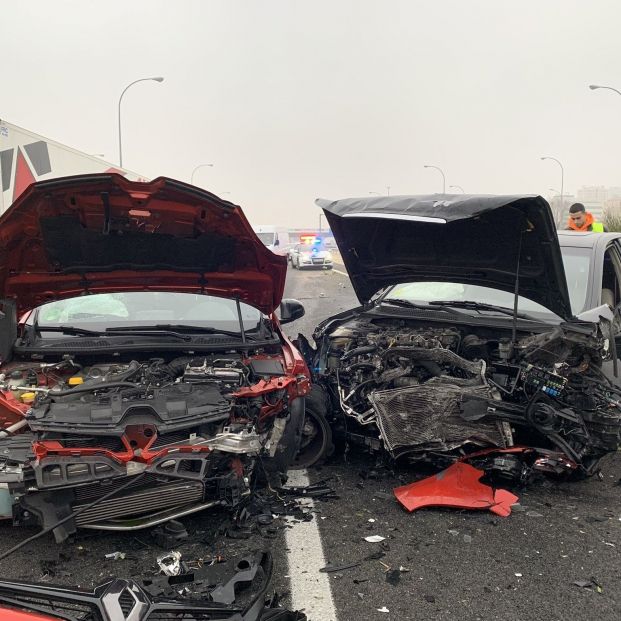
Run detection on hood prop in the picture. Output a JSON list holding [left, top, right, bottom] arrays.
[[511, 223, 525, 350], [235, 297, 247, 345]]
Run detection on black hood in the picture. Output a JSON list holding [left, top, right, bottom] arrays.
[[316, 194, 572, 319]]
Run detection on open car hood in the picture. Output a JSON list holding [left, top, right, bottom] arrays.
[[316, 194, 572, 319], [0, 174, 287, 314]]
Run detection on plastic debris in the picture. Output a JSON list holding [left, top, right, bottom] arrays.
[[104, 551, 126, 561], [514, 573, 523, 577], [463, 535, 472, 544], [526, 511, 544, 518], [394, 462, 519, 517], [573, 578, 603, 593], [377, 606, 390, 613], [151, 520, 189, 549], [157, 551, 183, 577], [364, 535, 386, 543], [319, 561, 361, 573]]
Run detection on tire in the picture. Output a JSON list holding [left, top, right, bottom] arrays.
[[292, 385, 334, 469]]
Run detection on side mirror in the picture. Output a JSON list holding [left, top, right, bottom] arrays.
[[279, 298, 305, 324]]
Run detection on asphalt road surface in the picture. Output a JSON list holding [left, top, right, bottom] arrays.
[[0, 264, 619, 621]]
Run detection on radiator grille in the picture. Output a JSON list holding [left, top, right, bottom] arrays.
[[369, 379, 506, 458], [74, 479, 203, 526]]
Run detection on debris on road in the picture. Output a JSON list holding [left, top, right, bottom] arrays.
[[104, 551, 126, 561], [364, 535, 386, 543], [377, 606, 390, 613], [157, 551, 183, 576], [393, 462, 519, 517], [573, 577, 603, 593]]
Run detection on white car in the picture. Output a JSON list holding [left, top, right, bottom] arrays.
[[290, 243, 333, 270]]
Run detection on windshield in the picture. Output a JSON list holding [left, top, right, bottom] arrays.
[[382, 246, 592, 318], [256, 232, 275, 246], [33, 292, 266, 334]]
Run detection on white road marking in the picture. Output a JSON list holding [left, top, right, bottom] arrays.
[[285, 469, 338, 620], [332, 268, 348, 276]]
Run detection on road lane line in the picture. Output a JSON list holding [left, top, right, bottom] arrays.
[[332, 268, 348, 276], [285, 469, 337, 620]]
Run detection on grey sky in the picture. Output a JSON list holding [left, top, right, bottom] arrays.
[[1, 0, 620, 226]]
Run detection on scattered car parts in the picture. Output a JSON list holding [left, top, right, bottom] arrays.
[[393, 461, 519, 517]]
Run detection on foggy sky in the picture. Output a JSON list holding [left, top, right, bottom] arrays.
[[2, 0, 620, 227]]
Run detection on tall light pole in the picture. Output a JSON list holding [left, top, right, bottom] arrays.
[[191, 163, 214, 185], [424, 165, 446, 193], [118, 77, 164, 167], [541, 156, 564, 214], [449, 185, 465, 193], [589, 84, 621, 97], [319, 213, 325, 234]]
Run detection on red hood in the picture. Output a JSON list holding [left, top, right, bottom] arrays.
[[0, 174, 287, 314]]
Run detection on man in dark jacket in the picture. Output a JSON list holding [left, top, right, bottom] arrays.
[[565, 203, 606, 232]]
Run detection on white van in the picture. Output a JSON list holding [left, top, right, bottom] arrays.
[[252, 225, 291, 255]]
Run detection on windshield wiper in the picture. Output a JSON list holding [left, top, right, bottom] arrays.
[[36, 325, 106, 336], [106, 324, 259, 340], [427, 300, 538, 321], [36, 325, 193, 341], [380, 299, 465, 314]]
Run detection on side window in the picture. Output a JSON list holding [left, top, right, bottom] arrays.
[[601, 245, 621, 309]]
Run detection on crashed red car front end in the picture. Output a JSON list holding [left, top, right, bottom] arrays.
[[0, 174, 310, 541]]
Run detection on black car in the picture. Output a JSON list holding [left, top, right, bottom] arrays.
[[298, 194, 621, 481]]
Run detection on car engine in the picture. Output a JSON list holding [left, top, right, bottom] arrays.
[[316, 317, 621, 478], [0, 352, 306, 541]]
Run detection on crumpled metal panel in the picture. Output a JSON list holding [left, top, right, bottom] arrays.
[[369, 380, 508, 458], [393, 462, 519, 517]]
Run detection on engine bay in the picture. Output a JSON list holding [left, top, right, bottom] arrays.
[[314, 316, 621, 479], [0, 350, 307, 540]]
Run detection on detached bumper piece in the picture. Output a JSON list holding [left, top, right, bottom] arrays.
[[393, 462, 519, 517], [0, 551, 306, 621]]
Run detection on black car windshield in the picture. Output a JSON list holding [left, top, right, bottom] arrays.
[[32, 292, 266, 334], [381, 246, 592, 319]]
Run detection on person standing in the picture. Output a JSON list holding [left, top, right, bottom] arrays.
[[565, 203, 606, 232]]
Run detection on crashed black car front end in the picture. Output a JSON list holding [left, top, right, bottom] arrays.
[[303, 193, 621, 481]]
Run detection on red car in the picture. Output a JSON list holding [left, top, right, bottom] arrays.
[[0, 173, 314, 542]]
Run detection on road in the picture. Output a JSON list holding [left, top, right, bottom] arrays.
[[0, 264, 618, 621], [280, 264, 621, 621]]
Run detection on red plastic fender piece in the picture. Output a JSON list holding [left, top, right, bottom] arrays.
[[393, 462, 519, 517]]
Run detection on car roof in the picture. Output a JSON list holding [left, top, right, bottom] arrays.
[[557, 230, 621, 248]]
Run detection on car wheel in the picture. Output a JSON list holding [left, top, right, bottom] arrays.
[[292, 385, 334, 469]]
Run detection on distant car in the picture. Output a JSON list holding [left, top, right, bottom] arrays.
[[297, 194, 621, 480], [0, 173, 321, 542], [290, 243, 333, 270]]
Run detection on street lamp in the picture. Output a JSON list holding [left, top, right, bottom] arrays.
[[449, 185, 465, 193], [190, 163, 214, 185], [589, 84, 621, 97], [118, 76, 164, 167], [319, 213, 325, 234], [540, 156, 564, 213], [423, 165, 446, 193]]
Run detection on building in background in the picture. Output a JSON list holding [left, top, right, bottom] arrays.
[[0, 120, 145, 214]]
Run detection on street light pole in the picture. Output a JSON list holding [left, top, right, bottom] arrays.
[[449, 185, 465, 193], [190, 163, 214, 185], [118, 76, 164, 167], [589, 84, 621, 97], [423, 165, 446, 193], [541, 156, 564, 214], [319, 213, 325, 234]]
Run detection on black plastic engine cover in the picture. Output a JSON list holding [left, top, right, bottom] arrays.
[[27, 383, 231, 434]]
